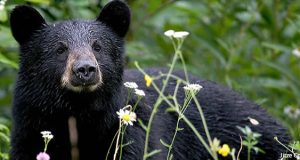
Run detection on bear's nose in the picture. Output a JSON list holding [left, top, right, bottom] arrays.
[[73, 61, 96, 82]]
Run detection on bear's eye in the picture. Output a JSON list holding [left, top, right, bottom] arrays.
[[56, 47, 67, 55], [92, 42, 101, 52]]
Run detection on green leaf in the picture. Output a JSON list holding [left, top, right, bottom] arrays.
[[0, 9, 8, 22], [146, 149, 161, 158], [0, 124, 9, 134], [177, 127, 184, 131], [160, 139, 170, 148], [236, 126, 246, 135], [25, 0, 51, 5], [0, 152, 9, 160], [138, 119, 147, 131], [122, 140, 134, 148], [165, 107, 177, 113], [253, 147, 265, 154], [262, 42, 290, 53], [253, 133, 261, 138], [0, 132, 10, 143], [245, 126, 252, 135], [0, 53, 18, 69], [251, 140, 258, 146]]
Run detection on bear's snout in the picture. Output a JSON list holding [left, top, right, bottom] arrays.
[[73, 60, 97, 84], [61, 51, 103, 92]]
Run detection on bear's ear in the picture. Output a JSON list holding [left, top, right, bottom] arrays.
[[97, 0, 130, 37], [10, 5, 46, 44]]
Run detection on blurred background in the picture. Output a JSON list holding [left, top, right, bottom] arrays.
[[0, 0, 299, 146]]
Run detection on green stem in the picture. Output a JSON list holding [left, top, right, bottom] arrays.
[[126, 89, 133, 105], [119, 126, 126, 160], [113, 120, 122, 160], [247, 145, 250, 160], [146, 76, 217, 160], [105, 129, 120, 160], [167, 117, 181, 159], [180, 115, 215, 158], [143, 98, 163, 160], [274, 137, 294, 153], [166, 81, 181, 159], [136, 49, 179, 160], [191, 94, 217, 159], [178, 50, 189, 83], [44, 140, 48, 152], [149, 81, 215, 159], [133, 97, 142, 111]]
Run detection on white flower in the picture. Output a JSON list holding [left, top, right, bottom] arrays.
[[116, 109, 137, 126], [41, 131, 54, 140], [41, 131, 51, 136], [134, 89, 145, 97], [124, 82, 138, 89], [43, 134, 54, 140], [292, 48, 300, 57], [173, 31, 189, 38], [164, 30, 175, 37], [183, 84, 203, 92], [248, 117, 259, 125], [284, 106, 300, 119]]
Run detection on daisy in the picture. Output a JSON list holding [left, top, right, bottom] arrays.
[[117, 109, 137, 126]]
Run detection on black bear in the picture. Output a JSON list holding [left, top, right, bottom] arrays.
[[10, 1, 290, 160]]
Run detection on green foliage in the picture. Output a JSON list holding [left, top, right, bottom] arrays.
[[289, 141, 300, 152], [127, 0, 300, 140], [237, 125, 264, 160], [0, 124, 10, 160]]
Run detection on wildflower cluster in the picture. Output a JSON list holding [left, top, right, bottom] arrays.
[[123, 81, 145, 112], [110, 82, 146, 160], [164, 30, 189, 39], [124, 82, 138, 89], [181, 83, 203, 113], [36, 131, 54, 160], [117, 82, 145, 126], [183, 83, 203, 95]]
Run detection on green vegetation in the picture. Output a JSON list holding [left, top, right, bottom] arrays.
[[0, 0, 299, 156]]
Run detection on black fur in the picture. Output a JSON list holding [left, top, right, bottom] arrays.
[[10, 1, 290, 160]]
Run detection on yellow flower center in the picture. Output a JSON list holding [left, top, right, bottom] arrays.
[[144, 75, 152, 87], [218, 144, 230, 157], [122, 114, 131, 122]]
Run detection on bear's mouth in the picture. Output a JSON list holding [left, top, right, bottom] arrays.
[[61, 72, 103, 92], [68, 71, 103, 92]]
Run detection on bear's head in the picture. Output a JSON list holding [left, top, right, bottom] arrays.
[[10, 1, 130, 93]]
